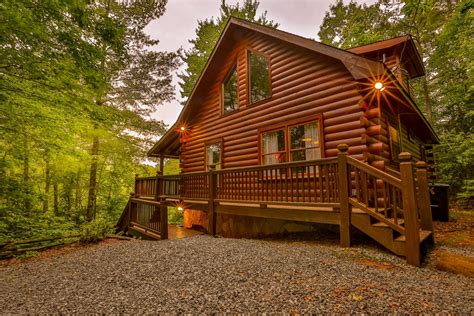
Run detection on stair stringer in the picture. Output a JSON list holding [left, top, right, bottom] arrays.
[[351, 212, 406, 256]]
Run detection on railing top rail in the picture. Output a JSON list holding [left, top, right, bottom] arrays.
[[135, 176, 157, 181], [161, 174, 182, 179], [347, 156, 402, 188], [213, 157, 338, 174]]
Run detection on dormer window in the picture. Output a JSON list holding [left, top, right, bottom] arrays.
[[248, 51, 271, 104], [222, 65, 238, 114]]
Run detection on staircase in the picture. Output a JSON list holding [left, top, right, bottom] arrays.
[[116, 196, 168, 240], [351, 207, 432, 257], [338, 146, 435, 266]]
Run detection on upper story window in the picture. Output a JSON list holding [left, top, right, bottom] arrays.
[[222, 65, 238, 114], [260, 118, 322, 165], [248, 51, 271, 104]]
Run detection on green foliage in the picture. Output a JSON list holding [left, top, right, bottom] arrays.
[[0, 1, 179, 241], [164, 159, 180, 175], [0, 212, 77, 242], [318, 0, 398, 49], [168, 207, 184, 226], [15, 251, 40, 260], [178, 0, 278, 102], [79, 217, 114, 243]]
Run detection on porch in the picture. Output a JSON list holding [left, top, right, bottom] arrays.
[[117, 144, 434, 266]]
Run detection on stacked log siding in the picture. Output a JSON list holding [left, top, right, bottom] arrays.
[[181, 31, 366, 173]]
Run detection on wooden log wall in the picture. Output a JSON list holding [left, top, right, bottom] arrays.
[[180, 30, 367, 172]]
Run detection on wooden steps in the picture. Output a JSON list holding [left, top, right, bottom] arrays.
[[352, 211, 432, 258], [395, 230, 432, 243]]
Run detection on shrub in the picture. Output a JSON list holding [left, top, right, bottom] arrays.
[[80, 217, 114, 243]]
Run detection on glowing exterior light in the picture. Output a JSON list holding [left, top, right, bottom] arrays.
[[177, 206, 184, 212], [374, 81, 384, 90], [180, 126, 186, 132]]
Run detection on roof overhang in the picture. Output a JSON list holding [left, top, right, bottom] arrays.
[[348, 35, 425, 79]]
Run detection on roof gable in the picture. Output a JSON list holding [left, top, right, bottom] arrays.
[[148, 18, 437, 157]]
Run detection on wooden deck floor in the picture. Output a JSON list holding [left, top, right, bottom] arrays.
[[167, 225, 204, 240]]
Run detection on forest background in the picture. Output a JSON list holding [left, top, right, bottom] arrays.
[[1, 0, 472, 242]]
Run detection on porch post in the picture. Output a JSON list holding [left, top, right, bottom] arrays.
[[155, 170, 167, 240], [134, 173, 139, 196], [399, 152, 420, 266], [159, 155, 164, 173], [416, 161, 434, 242], [208, 165, 217, 236], [337, 144, 351, 247]]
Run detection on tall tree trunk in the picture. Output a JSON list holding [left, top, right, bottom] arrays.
[[422, 76, 432, 123], [22, 133, 31, 213], [65, 176, 72, 213], [53, 181, 59, 216], [75, 171, 82, 211], [43, 156, 50, 213], [86, 136, 99, 221]]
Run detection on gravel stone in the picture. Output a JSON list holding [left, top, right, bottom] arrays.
[[0, 235, 473, 313]]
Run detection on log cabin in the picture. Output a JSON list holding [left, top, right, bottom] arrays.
[[117, 18, 438, 266]]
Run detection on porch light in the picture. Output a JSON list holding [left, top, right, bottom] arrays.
[[374, 81, 385, 91], [180, 126, 186, 132], [177, 206, 184, 212]]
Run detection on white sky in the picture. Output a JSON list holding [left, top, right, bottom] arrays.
[[146, 0, 376, 126]]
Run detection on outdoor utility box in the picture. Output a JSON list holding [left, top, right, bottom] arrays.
[[430, 184, 450, 222]]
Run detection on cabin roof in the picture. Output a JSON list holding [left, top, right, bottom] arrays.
[[347, 35, 425, 79], [148, 18, 437, 158]]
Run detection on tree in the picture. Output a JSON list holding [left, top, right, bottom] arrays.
[[178, 0, 278, 102], [318, 0, 399, 49], [83, 0, 180, 221], [0, 0, 180, 240], [429, 0, 473, 197]]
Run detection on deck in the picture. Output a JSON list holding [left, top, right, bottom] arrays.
[[117, 145, 434, 266]]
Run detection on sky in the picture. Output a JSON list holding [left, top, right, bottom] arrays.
[[145, 0, 376, 126]]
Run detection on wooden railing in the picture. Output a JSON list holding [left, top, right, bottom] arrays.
[[131, 145, 433, 265], [128, 198, 168, 239], [214, 158, 339, 203], [346, 155, 406, 234]]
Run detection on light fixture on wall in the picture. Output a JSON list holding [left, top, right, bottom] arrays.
[[374, 81, 385, 91]]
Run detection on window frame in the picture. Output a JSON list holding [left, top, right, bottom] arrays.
[[387, 121, 401, 163], [247, 48, 272, 106], [258, 115, 324, 165], [205, 139, 223, 171], [221, 61, 239, 116]]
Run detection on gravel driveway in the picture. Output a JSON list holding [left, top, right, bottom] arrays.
[[1, 235, 473, 313]]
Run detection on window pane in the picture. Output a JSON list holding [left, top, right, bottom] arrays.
[[262, 129, 285, 154], [207, 144, 221, 170], [291, 150, 306, 162], [223, 67, 238, 114], [263, 153, 286, 165], [290, 122, 319, 149], [249, 52, 270, 104]]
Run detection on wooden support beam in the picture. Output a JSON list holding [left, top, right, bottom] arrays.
[[337, 144, 351, 247], [416, 161, 434, 243], [216, 204, 341, 225], [399, 152, 420, 267], [160, 200, 168, 240], [208, 165, 217, 236]]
